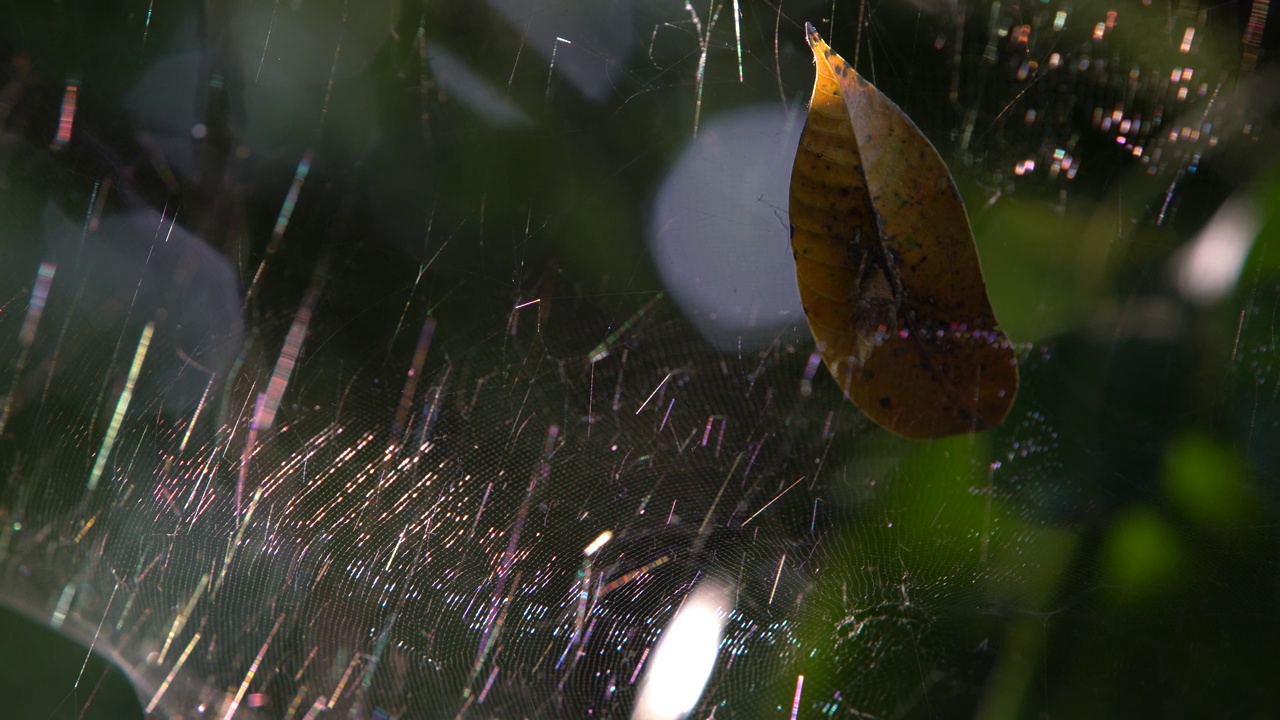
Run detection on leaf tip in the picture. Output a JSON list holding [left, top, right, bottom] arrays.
[[804, 22, 825, 51], [803, 23, 835, 73]]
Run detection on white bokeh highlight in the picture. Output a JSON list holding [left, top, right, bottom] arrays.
[[1175, 194, 1260, 304], [648, 105, 806, 351], [632, 581, 731, 720]]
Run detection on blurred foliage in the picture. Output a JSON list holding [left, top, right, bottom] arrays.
[[1, 0, 1280, 718], [0, 606, 143, 718], [1163, 432, 1254, 531]]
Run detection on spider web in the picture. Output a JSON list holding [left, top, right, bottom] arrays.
[[1, 0, 1278, 718]]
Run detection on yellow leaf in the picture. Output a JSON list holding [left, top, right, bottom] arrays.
[[788, 24, 1018, 439]]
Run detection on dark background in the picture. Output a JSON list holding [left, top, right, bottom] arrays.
[[1, 0, 1279, 717]]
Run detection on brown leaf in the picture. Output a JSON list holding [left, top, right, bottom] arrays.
[[788, 23, 1018, 439]]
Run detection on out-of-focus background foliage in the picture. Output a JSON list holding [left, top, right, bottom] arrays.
[[2, 0, 1279, 717]]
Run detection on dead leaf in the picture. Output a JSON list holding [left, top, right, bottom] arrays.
[[788, 23, 1018, 439]]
